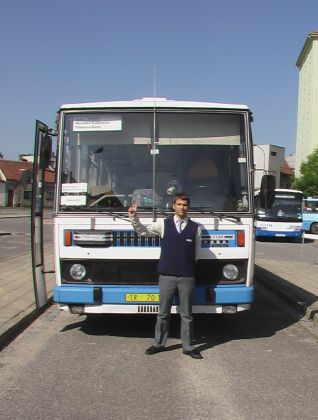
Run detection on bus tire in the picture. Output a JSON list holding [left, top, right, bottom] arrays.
[[310, 223, 318, 234]]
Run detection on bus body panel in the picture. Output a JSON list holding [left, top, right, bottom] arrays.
[[255, 221, 303, 238], [302, 198, 318, 233], [302, 214, 318, 232], [54, 215, 254, 313]]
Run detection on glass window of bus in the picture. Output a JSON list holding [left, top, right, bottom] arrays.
[[304, 198, 318, 213], [256, 192, 303, 219], [59, 111, 250, 213]]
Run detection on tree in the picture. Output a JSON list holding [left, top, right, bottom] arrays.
[[292, 147, 318, 197]]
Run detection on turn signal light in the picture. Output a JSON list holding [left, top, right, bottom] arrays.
[[236, 230, 245, 247], [64, 230, 72, 246]]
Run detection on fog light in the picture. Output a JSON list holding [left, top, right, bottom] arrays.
[[223, 264, 239, 280], [70, 264, 86, 281]]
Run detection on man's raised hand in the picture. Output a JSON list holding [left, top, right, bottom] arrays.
[[128, 201, 137, 218]]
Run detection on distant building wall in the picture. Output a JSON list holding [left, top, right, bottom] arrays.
[[295, 31, 318, 175], [254, 144, 285, 189], [0, 182, 5, 206]]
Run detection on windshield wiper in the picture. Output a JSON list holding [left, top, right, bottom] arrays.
[[191, 207, 241, 222]]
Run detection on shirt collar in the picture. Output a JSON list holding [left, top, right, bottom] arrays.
[[174, 215, 188, 224]]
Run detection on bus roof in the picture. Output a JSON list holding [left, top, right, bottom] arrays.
[[274, 189, 303, 194], [60, 97, 250, 111], [254, 188, 303, 195], [304, 197, 318, 201]]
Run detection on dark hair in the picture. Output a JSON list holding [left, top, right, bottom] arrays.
[[173, 192, 190, 206]]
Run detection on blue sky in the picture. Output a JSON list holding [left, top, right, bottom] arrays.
[[0, 0, 317, 160]]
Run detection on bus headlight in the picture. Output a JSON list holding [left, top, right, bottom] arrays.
[[223, 264, 239, 280], [70, 264, 87, 281]]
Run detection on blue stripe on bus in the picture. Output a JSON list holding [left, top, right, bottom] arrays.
[[200, 230, 237, 248], [255, 228, 303, 238], [54, 284, 253, 305]]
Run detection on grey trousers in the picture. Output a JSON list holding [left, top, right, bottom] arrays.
[[154, 275, 195, 351]]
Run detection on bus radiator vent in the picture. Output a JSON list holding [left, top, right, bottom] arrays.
[[138, 305, 159, 313]]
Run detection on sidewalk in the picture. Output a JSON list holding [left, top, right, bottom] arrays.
[[0, 207, 30, 218], [255, 257, 318, 322], [0, 246, 55, 349]]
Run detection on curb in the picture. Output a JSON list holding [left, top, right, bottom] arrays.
[[0, 216, 30, 219], [255, 265, 318, 318]]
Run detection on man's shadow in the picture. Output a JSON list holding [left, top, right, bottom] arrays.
[[60, 282, 303, 355]]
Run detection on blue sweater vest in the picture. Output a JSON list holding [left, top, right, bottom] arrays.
[[157, 217, 198, 277]]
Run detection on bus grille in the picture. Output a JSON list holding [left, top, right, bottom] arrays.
[[138, 305, 159, 313], [61, 259, 246, 285], [112, 231, 161, 247]]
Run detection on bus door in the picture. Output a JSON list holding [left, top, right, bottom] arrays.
[[31, 120, 53, 308]]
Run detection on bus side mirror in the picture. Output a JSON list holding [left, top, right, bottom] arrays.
[[259, 174, 275, 209], [40, 134, 52, 170]]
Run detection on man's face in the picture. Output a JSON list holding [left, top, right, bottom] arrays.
[[173, 198, 189, 219]]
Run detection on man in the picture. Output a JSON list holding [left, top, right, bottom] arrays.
[[128, 192, 202, 359]]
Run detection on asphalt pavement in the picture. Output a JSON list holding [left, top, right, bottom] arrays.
[[0, 207, 317, 350]]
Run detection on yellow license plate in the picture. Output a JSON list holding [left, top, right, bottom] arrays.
[[125, 293, 160, 302]]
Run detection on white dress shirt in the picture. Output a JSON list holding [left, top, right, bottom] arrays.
[[130, 215, 201, 258]]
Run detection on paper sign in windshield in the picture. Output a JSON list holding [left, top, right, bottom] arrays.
[[62, 183, 88, 193], [73, 119, 122, 131], [61, 195, 87, 206]]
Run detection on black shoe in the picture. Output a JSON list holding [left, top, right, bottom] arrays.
[[183, 350, 203, 359], [145, 345, 164, 355]]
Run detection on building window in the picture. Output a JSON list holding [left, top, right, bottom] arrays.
[[46, 191, 54, 201], [271, 151, 277, 157], [23, 191, 32, 200]]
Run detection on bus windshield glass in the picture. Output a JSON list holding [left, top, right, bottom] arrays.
[[256, 192, 303, 221], [59, 111, 249, 213]]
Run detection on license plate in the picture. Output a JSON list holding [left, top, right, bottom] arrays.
[[125, 293, 160, 302], [275, 234, 286, 237]]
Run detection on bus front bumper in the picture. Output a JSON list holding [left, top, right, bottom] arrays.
[[54, 284, 253, 314]]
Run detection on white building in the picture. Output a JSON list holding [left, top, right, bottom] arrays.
[[285, 153, 296, 170], [253, 144, 285, 189], [295, 31, 318, 175]]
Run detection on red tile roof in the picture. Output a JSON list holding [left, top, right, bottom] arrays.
[[0, 160, 33, 181], [280, 162, 294, 176], [0, 160, 55, 183]]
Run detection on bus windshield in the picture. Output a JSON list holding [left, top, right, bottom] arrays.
[[256, 191, 303, 221], [59, 111, 250, 213]]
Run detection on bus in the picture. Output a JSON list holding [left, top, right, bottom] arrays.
[[303, 197, 318, 234], [255, 189, 303, 240], [31, 98, 275, 315]]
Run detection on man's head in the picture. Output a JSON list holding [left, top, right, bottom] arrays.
[[173, 193, 190, 219]]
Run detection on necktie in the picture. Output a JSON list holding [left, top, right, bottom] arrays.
[[177, 219, 184, 233]]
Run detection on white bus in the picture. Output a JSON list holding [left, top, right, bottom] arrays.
[[255, 189, 303, 240], [31, 98, 274, 314]]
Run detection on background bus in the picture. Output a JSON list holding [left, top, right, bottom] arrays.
[[303, 197, 318, 234], [255, 188, 303, 240], [32, 98, 275, 315]]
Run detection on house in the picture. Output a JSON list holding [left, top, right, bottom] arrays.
[[280, 161, 294, 189], [253, 145, 294, 190], [0, 160, 55, 207]]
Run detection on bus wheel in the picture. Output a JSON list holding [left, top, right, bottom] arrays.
[[310, 223, 318, 234]]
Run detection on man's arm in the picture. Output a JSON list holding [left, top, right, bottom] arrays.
[[128, 203, 163, 237], [195, 224, 202, 260]]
